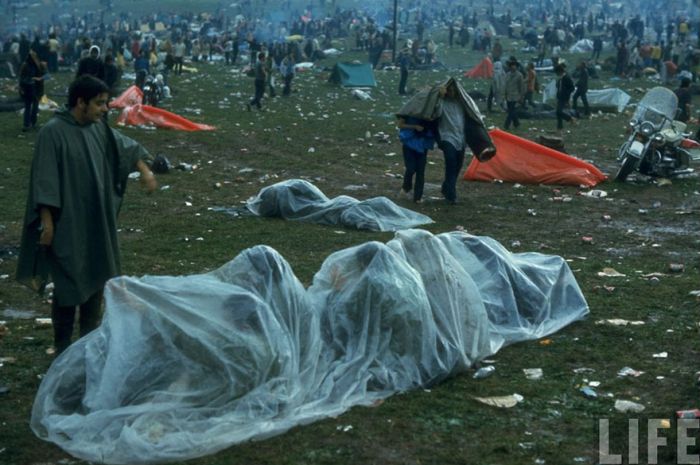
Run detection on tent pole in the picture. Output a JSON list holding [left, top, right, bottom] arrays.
[[392, 0, 398, 62]]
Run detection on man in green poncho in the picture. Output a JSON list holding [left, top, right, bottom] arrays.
[[16, 75, 158, 355]]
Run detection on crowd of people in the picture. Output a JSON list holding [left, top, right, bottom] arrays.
[[4, 0, 700, 353]]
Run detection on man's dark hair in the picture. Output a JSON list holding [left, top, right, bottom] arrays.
[[681, 77, 691, 88], [68, 75, 109, 108]]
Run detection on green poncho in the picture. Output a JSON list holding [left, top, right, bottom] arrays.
[[16, 108, 150, 306]]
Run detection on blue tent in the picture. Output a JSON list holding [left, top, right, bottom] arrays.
[[328, 62, 377, 87]]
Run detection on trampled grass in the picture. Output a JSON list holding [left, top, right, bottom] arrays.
[[0, 32, 699, 465]]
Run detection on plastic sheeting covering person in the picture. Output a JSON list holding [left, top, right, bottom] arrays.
[[243, 179, 434, 231], [31, 229, 589, 464]]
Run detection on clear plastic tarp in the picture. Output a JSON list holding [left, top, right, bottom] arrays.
[[31, 229, 589, 464], [244, 179, 434, 231], [541, 80, 631, 112]]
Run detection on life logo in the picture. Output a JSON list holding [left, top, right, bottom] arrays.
[[598, 412, 700, 464]]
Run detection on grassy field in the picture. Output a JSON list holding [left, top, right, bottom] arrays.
[[1, 33, 699, 465]]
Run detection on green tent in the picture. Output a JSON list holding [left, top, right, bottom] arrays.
[[328, 62, 377, 87]]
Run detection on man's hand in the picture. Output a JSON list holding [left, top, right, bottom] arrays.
[[140, 172, 157, 193], [38, 207, 54, 246], [136, 159, 158, 194]]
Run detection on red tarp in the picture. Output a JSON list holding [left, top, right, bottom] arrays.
[[464, 129, 607, 186], [116, 104, 215, 131], [464, 56, 494, 79], [110, 85, 143, 109]]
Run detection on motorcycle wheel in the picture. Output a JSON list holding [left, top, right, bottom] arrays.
[[615, 155, 639, 182]]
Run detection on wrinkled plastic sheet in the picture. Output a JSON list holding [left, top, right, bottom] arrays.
[[244, 179, 433, 231], [32, 229, 589, 464], [541, 80, 630, 112]]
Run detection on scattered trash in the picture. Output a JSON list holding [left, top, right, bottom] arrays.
[[35, 318, 52, 327], [597, 268, 626, 277], [307, 147, 316, 153], [593, 285, 616, 293], [596, 319, 644, 326], [539, 339, 553, 346], [176, 163, 195, 172], [336, 424, 353, 432], [523, 368, 543, 380], [618, 367, 644, 377], [615, 400, 645, 413], [652, 352, 668, 358], [581, 236, 594, 244], [676, 409, 700, 419], [473, 365, 496, 379], [668, 263, 685, 273], [657, 178, 673, 187], [580, 386, 598, 398], [2, 308, 37, 319], [0, 357, 16, 365], [473, 393, 524, 408], [581, 189, 607, 198]]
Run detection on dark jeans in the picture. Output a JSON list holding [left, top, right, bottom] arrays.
[[401, 145, 427, 201], [438, 141, 465, 203], [504, 100, 520, 129], [250, 79, 265, 108], [399, 68, 408, 95], [283, 74, 293, 96], [22, 94, 39, 129], [556, 99, 573, 129], [572, 88, 589, 116], [52, 289, 103, 355]]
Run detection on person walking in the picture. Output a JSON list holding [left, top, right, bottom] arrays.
[[397, 115, 435, 203], [503, 57, 525, 130], [675, 77, 692, 123], [398, 44, 411, 95], [18, 48, 44, 132], [280, 51, 295, 96], [487, 60, 505, 112], [572, 60, 590, 117], [247, 52, 266, 110], [436, 82, 496, 204], [16, 75, 158, 355], [523, 61, 538, 109], [554, 63, 577, 130]]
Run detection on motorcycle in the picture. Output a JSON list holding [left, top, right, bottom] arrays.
[[615, 86, 700, 181], [142, 75, 162, 107]]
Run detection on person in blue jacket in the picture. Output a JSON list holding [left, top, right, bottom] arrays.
[[397, 116, 435, 203]]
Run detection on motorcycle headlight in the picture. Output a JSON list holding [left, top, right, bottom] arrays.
[[653, 134, 663, 142], [629, 120, 637, 128], [640, 121, 655, 135]]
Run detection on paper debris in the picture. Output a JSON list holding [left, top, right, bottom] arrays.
[[473, 393, 524, 408]]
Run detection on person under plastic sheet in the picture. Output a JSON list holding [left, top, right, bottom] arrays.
[[245, 179, 433, 232], [31, 231, 589, 464], [436, 231, 589, 344], [212, 245, 323, 386], [386, 229, 499, 367], [310, 241, 441, 392]]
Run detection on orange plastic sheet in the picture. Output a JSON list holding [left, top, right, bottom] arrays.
[[464, 129, 607, 186], [116, 104, 215, 131], [109, 85, 143, 109], [464, 56, 494, 79]]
